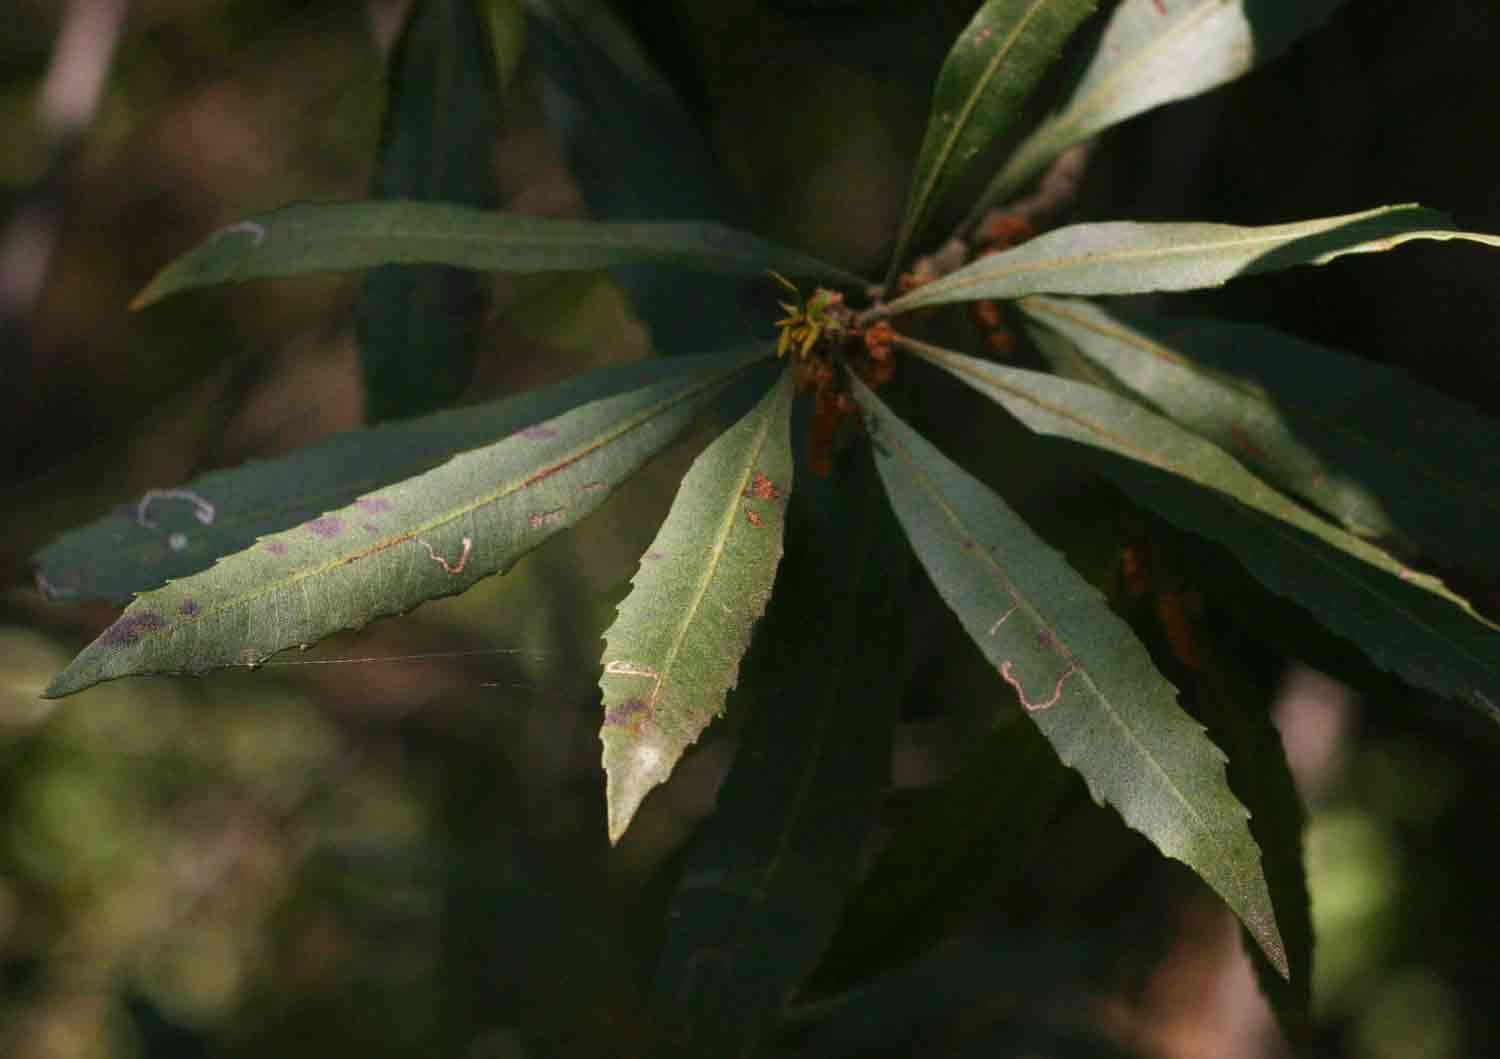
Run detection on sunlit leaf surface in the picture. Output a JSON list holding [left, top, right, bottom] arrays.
[[887, 205, 1500, 312], [859, 382, 1285, 976], [46, 349, 769, 698], [975, 0, 1346, 212], [599, 371, 795, 843], [908, 338, 1500, 720]]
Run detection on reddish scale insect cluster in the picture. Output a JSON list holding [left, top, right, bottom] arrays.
[[772, 274, 898, 477], [967, 212, 1036, 358]]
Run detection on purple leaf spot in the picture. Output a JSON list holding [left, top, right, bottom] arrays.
[[307, 516, 346, 539], [644, 551, 666, 561], [179, 599, 201, 618], [100, 611, 168, 646], [604, 699, 650, 727], [363, 523, 381, 534], [519, 425, 558, 441], [264, 539, 289, 555], [356, 497, 393, 514]]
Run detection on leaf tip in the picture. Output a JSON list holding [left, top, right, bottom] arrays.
[[601, 719, 674, 846]]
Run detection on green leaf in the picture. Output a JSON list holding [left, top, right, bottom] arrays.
[[885, 0, 1098, 279], [132, 201, 865, 309], [649, 448, 911, 1056], [599, 371, 796, 844], [357, 0, 512, 421], [34, 356, 721, 605], [525, 0, 767, 357], [1188, 627, 1313, 1038], [1020, 296, 1500, 578], [780, 937, 1103, 1058], [44, 349, 769, 699], [973, 0, 1346, 215], [885, 204, 1500, 313], [856, 381, 1285, 977], [807, 714, 1068, 997], [905, 336, 1500, 720]]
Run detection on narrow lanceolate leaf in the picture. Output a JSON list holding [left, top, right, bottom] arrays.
[[44, 349, 768, 698], [599, 371, 795, 844], [856, 382, 1284, 976], [808, 715, 1067, 997], [1021, 296, 1500, 577], [906, 338, 1500, 720], [357, 0, 511, 421], [887, 205, 1500, 313], [885, 0, 1097, 279], [973, 0, 1346, 215], [132, 202, 864, 309], [1188, 631, 1313, 1039], [651, 450, 910, 1056], [525, 0, 764, 357], [35, 356, 719, 604]]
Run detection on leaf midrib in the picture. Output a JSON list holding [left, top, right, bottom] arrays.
[[875, 418, 1219, 852], [652, 375, 786, 735], [128, 360, 756, 649], [1023, 297, 1500, 514], [1063, 0, 1224, 131], [904, 0, 1051, 245], [911, 343, 1500, 681]]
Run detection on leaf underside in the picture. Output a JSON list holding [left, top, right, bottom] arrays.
[[46, 348, 770, 698], [908, 338, 1500, 721], [888, 204, 1500, 313], [976, 0, 1347, 214], [1021, 295, 1500, 578], [857, 381, 1285, 977], [599, 370, 796, 844]]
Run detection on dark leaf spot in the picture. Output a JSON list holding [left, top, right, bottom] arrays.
[[100, 611, 168, 646], [356, 497, 393, 514], [644, 551, 666, 561], [178, 600, 201, 618], [604, 698, 650, 727], [307, 516, 346, 539], [264, 539, 289, 555], [520, 425, 558, 441]]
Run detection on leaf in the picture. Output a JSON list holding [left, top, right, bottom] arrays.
[[599, 371, 796, 844], [885, 204, 1500, 313], [524, 0, 765, 357], [885, 0, 1098, 279], [779, 936, 1102, 1059], [131, 201, 865, 309], [1020, 295, 1500, 577], [1187, 625, 1313, 1039], [649, 448, 911, 1056], [34, 356, 724, 605], [44, 348, 769, 698], [356, 0, 512, 421], [856, 381, 1285, 976], [807, 714, 1068, 997], [905, 336, 1500, 720], [973, 0, 1347, 215]]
